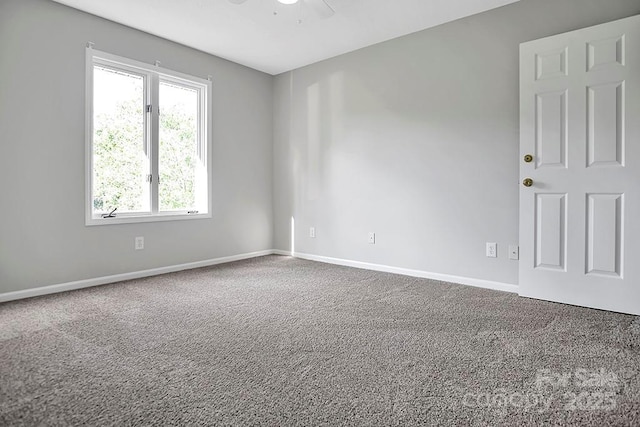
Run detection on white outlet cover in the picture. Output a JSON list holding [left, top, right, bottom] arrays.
[[368, 232, 376, 244], [486, 242, 497, 258], [310, 227, 316, 238], [135, 236, 144, 250]]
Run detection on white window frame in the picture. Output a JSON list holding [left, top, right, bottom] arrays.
[[85, 48, 213, 226]]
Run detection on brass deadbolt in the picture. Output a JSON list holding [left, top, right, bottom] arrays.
[[523, 178, 533, 187], [524, 154, 533, 163]]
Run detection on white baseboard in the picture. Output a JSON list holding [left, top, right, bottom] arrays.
[[272, 249, 292, 256], [0, 249, 517, 303], [0, 250, 275, 303], [290, 251, 518, 294]]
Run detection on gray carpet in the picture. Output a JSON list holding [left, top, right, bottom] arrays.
[[0, 255, 639, 426]]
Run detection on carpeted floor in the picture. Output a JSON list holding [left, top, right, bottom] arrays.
[[0, 255, 638, 426]]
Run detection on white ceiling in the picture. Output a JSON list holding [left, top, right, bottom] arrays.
[[51, 0, 519, 75]]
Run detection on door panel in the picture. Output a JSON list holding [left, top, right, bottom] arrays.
[[519, 15, 640, 315], [535, 48, 568, 80], [535, 91, 567, 168], [587, 82, 625, 166], [586, 193, 623, 277], [534, 193, 567, 270], [587, 35, 624, 71]]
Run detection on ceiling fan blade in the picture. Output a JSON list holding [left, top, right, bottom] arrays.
[[304, 0, 335, 19]]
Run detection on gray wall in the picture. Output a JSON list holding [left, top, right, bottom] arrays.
[[0, 0, 274, 293], [272, 0, 640, 285], [2, 0, 639, 295]]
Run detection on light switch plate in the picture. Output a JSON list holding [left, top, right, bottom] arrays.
[[509, 245, 519, 260]]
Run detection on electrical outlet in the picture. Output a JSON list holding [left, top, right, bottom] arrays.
[[135, 236, 144, 250], [368, 232, 376, 244], [486, 242, 497, 258], [310, 227, 316, 238], [509, 245, 519, 260]]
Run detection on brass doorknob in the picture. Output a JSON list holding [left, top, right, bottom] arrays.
[[523, 178, 533, 187], [524, 154, 533, 163]]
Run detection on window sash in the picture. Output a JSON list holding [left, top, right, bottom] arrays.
[[92, 63, 151, 214]]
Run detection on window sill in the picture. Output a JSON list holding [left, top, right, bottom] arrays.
[[85, 212, 211, 226]]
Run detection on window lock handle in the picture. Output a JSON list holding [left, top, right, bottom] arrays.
[[102, 207, 117, 218]]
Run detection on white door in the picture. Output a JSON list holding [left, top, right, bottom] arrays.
[[519, 15, 640, 315]]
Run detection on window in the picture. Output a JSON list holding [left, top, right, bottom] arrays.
[[86, 48, 212, 225]]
